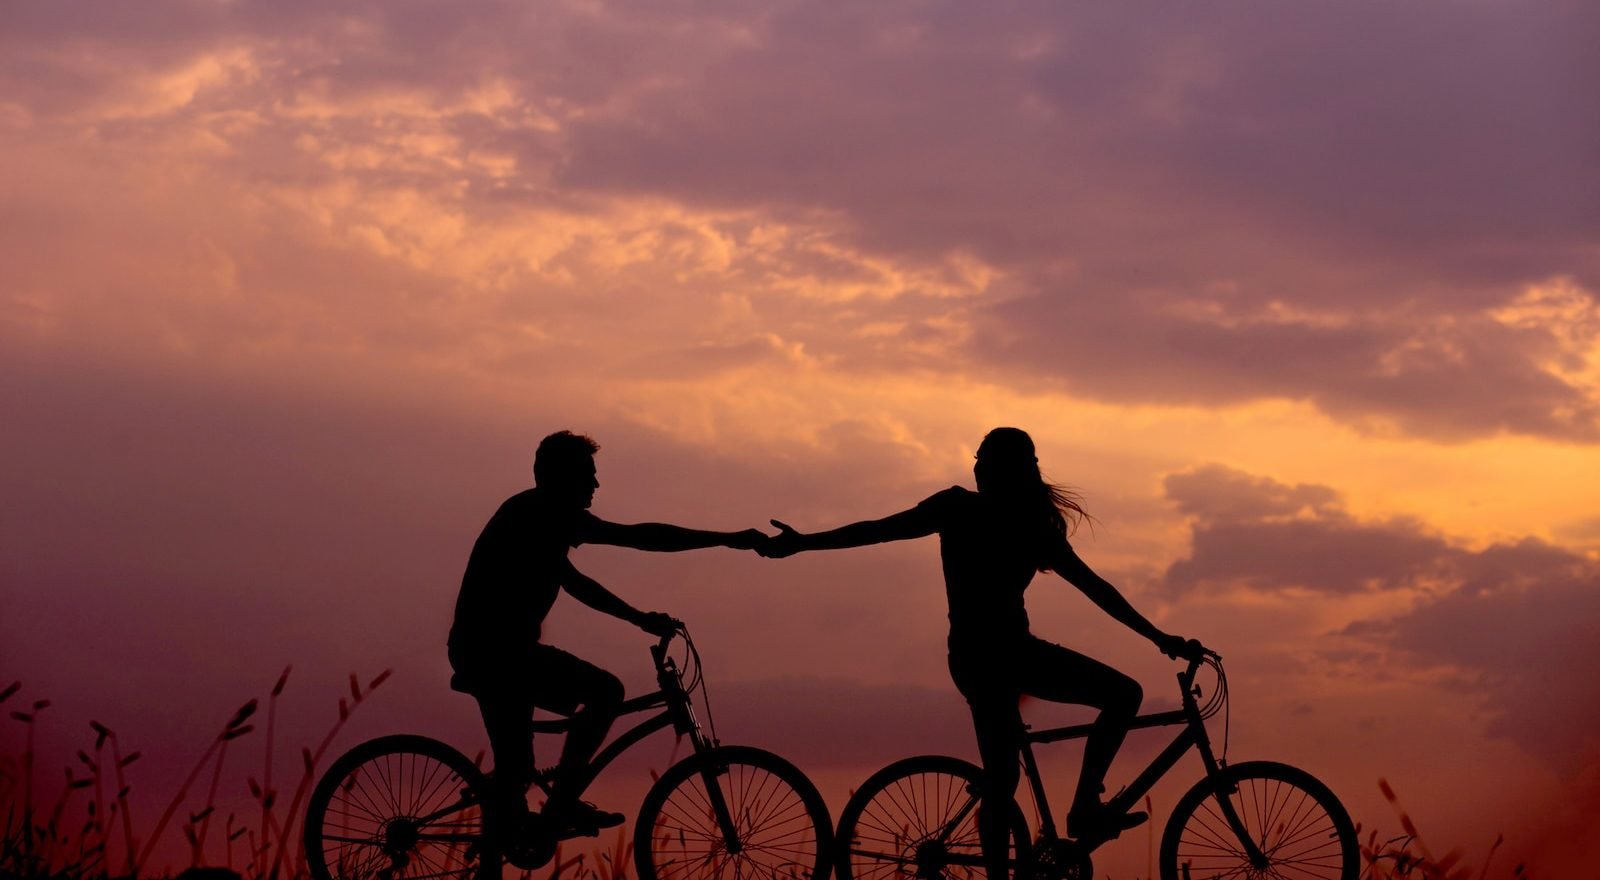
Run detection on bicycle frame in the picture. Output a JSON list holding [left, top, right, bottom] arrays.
[[1015, 654, 1267, 863], [524, 632, 716, 799], [340, 627, 777, 876]]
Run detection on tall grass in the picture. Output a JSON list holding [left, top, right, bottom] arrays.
[[1, 668, 389, 880], [1358, 779, 1529, 880], [5, 674, 1538, 880], [2, 674, 641, 880]]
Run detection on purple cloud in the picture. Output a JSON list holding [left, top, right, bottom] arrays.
[[4, 0, 1597, 441], [1161, 464, 1600, 768]]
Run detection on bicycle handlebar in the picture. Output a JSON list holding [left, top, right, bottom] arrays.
[[648, 618, 690, 666]]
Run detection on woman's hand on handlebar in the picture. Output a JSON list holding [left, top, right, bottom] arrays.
[[1157, 633, 1210, 662], [638, 612, 682, 638]]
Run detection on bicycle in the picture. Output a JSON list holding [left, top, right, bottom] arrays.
[[834, 649, 1357, 880], [304, 624, 834, 880]]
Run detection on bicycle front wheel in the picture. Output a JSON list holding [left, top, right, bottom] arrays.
[[305, 734, 497, 880], [1159, 760, 1357, 880], [634, 745, 833, 880], [835, 755, 1031, 880]]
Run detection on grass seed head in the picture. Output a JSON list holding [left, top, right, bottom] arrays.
[[271, 666, 292, 698], [226, 700, 258, 732]]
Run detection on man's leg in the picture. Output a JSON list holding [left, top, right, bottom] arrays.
[[473, 690, 537, 824], [529, 645, 625, 826], [1015, 638, 1143, 835]]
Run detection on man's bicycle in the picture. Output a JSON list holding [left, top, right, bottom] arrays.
[[304, 625, 833, 880], [834, 650, 1357, 880]]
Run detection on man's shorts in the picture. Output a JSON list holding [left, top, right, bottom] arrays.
[[449, 642, 618, 716]]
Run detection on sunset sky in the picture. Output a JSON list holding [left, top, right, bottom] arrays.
[[4, 0, 1599, 875]]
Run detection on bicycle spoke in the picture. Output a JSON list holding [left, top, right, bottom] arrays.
[[641, 750, 827, 880], [308, 739, 488, 880], [1167, 764, 1353, 880]]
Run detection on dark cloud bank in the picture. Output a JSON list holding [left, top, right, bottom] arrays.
[[1161, 463, 1600, 770]]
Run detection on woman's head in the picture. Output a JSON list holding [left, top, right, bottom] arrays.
[[974, 427, 1090, 548], [973, 427, 1039, 493]]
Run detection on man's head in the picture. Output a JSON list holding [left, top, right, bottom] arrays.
[[533, 430, 601, 508]]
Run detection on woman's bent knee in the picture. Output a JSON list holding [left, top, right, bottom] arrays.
[[1115, 676, 1143, 717]]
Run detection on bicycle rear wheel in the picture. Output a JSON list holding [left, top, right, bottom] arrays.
[[835, 755, 1031, 880], [634, 745, 833, 880], [305, 734, 498, 880], [1159, 760, 1356, 880]]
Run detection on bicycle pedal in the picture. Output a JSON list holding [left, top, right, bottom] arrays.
[[550, 822, 603, 840]]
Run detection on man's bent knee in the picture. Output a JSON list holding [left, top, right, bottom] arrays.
[[595, 673, 625, 708], [575, 673, 624, 718]]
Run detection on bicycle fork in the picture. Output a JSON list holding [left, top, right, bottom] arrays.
[[1087, 724, 1271, 869], [1191, 733, 1271, 870], [695, 759, 745, 856]]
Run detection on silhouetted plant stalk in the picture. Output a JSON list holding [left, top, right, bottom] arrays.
[[1359, 778, 1526, 880], [134, 697, 256, 875], [7, 687, 49, 867], [267, 667, 391, 880], [255, 665, 291, 879], [104, 724, 142, 875]]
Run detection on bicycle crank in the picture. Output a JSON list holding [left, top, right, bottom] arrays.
[[1028, 839, 1091, 880]]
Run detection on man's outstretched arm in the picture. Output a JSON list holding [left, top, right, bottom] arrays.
[[584, 518, 765, 552]]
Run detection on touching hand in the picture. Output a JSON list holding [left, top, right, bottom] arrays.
[[726, 528, 768, 551], [639, 612, 681, 638], [757, 520, 804, 559]]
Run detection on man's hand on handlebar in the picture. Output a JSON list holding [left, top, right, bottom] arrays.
[[1157, 633, 1210, 662], [638, 612, 682, 638]]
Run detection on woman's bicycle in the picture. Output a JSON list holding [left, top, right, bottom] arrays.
[[834, 650, 1357, 880], [304, 624, 834, 880]]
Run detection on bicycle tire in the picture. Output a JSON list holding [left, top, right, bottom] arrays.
[[835, 755, 1032, 880], [1158, 760, 1357, 880], [305, 734, 499, 880], [634, 744, 834, 880]]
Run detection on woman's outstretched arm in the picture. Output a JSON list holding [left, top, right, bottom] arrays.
[[761, 505, 937, 558]]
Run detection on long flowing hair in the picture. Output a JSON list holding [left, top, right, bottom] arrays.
[[976, 427, 1093, 567]]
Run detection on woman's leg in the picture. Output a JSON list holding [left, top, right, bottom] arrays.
[[1015, 638, 1143, 828], [968, 694, 1024, 880], [952, 652, 1024, 880]]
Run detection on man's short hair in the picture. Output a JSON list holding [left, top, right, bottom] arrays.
[[533, 430, 601, 485]]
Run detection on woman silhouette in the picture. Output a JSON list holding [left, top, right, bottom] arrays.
[[762, 427, 1203, 880]]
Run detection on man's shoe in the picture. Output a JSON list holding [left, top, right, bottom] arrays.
[[547, 799, 625, 835], [1066, 805, 1148, 841]]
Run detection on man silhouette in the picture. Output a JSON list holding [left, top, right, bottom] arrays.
[[447, 430, 764, 833]]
